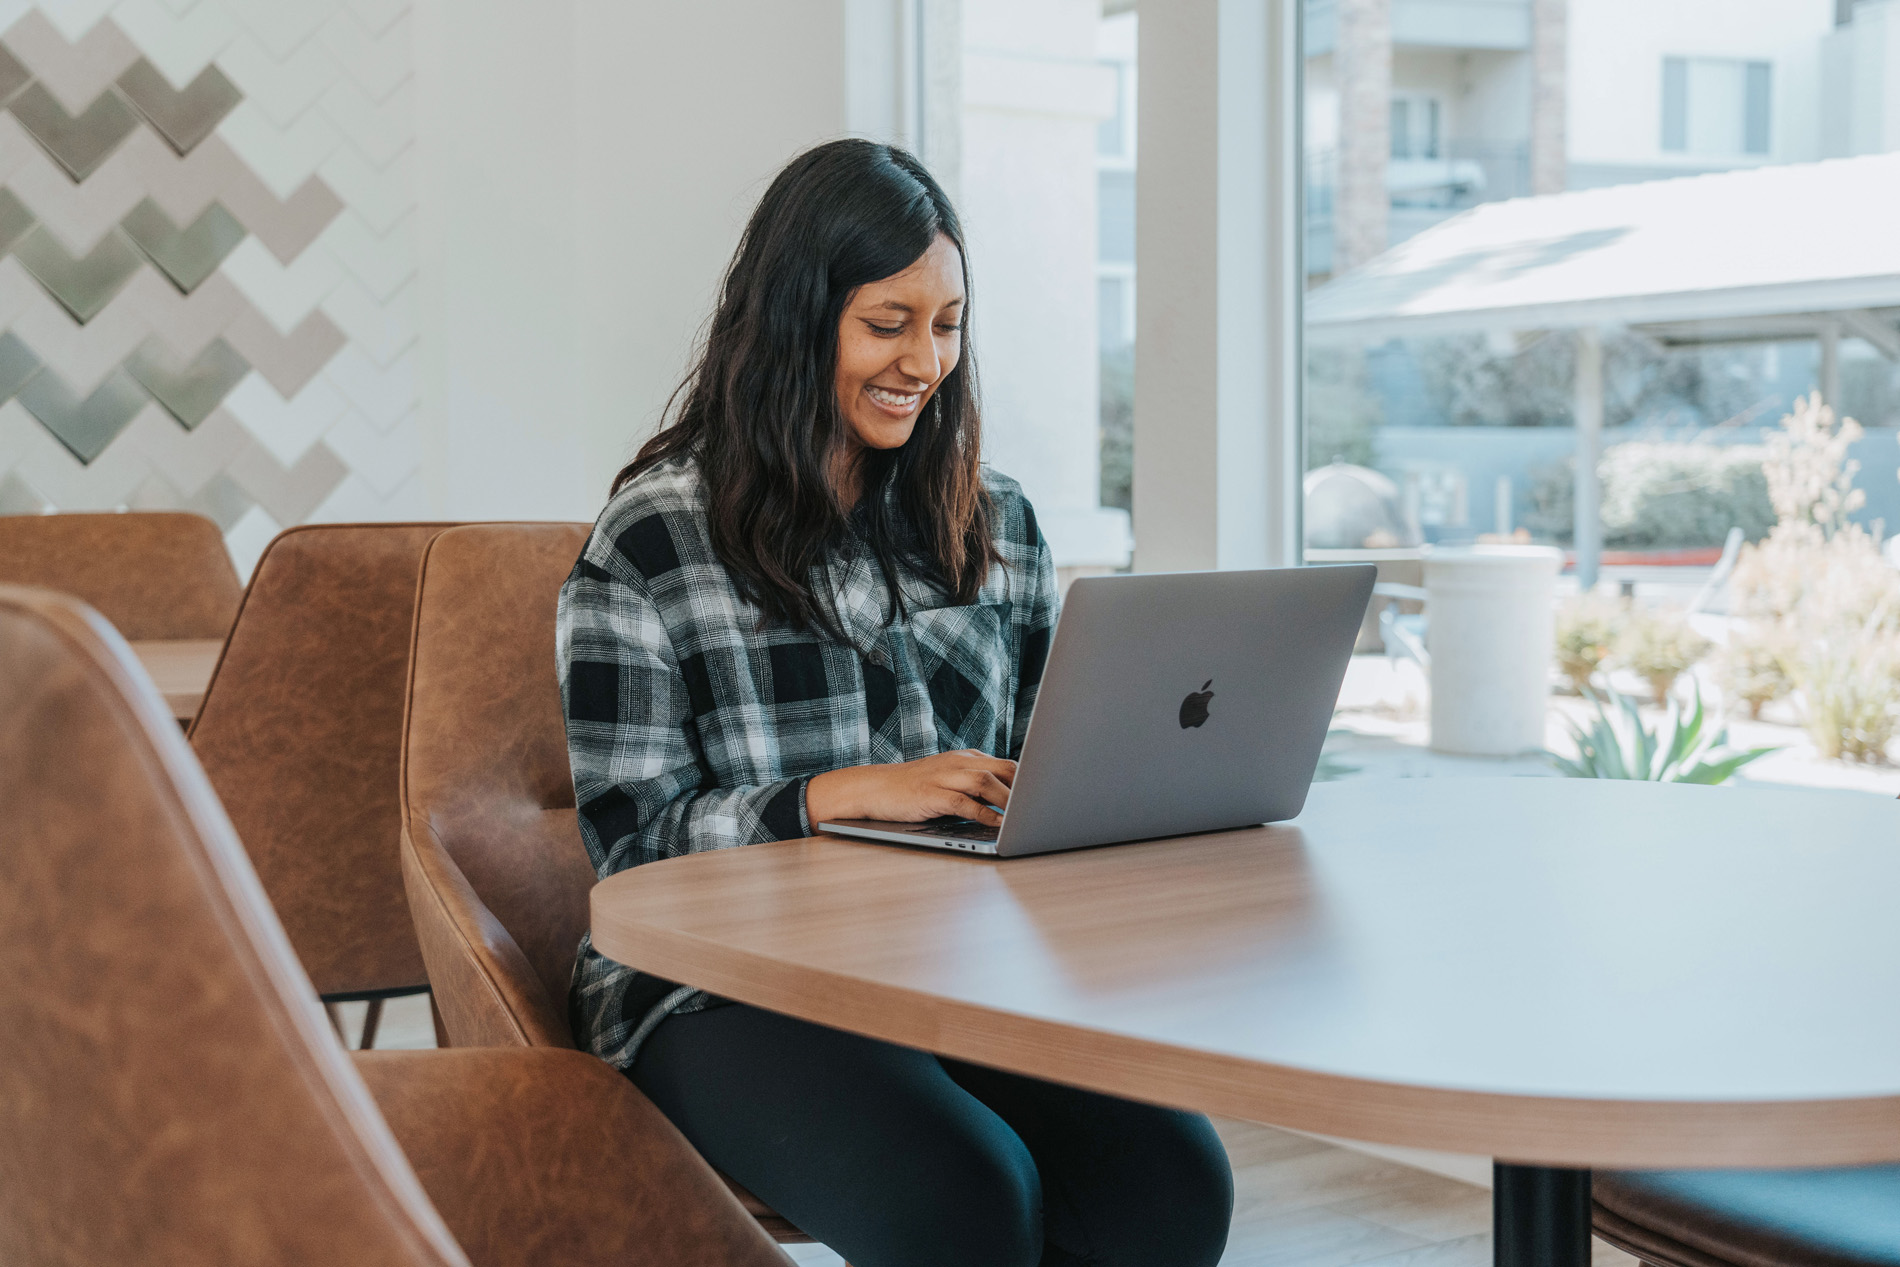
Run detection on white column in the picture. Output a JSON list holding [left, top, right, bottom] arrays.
[[1572, 326, 1604, 591], [1134, 0, 1303, 573], [960, 0, 1130, 569], [1819, 320, 1843, 409]]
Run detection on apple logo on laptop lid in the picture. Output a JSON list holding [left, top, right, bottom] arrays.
[[1179, 680, 1214, 729]]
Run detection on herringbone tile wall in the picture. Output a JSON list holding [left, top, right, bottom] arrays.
[[0, 0, 417, 574]]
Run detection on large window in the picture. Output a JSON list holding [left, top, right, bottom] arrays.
[[1662, 57, 1773, 156], [1096, 10, 1137, 517], [1301, 0, 1900, 783]]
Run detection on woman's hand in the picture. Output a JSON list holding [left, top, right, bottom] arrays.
[[807, 750, 1017, 827]]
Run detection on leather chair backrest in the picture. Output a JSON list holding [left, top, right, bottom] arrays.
[[0, 584, 468, 1267], [0, 511, 241, 640], [401, 524, 596, 1049], [191, 524, 453, 998]]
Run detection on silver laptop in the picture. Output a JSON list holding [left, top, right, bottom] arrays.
[[819, 564, 1375, 857]]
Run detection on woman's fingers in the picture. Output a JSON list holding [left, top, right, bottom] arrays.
[[945, 792, 1003, 826], [948, 769, 1012, 809], [953, 750, 1018, 784]]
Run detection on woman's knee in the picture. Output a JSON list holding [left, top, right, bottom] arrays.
[[1090, 1110, 1235, 1267], [1140, 1116, 1231, 1267], [899, 1117, 1045, 1267]]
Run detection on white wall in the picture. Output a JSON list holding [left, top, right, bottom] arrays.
[[1567, 0, 1834, 169], [1456, 50, 1533, 146], [1824, 0, 1900, 157], [415, 0, 903, 525], [572, 4, 854, 505], [962, 0, 1130, 566], [414, 0, 589, 521]]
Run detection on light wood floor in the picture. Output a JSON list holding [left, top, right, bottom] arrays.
[[353, 997, 1639, 1267]]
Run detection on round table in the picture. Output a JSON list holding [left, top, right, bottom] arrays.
[[591, 778, 1900, 1266]]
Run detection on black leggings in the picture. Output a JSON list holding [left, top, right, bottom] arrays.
[[632, 1003, 1234, 1267]]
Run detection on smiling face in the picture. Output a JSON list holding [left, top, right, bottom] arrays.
[[833, 234, 965, 475]]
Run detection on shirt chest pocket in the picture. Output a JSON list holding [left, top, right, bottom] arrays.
[[904, 600, 1014, 752]]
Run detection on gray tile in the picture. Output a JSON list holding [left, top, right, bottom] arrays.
[[123, 469, 183, 510], [222, 305, 345, 396], [113, 269, 247, 362], [0, 469, 50, 514], [0, 329, 44, 401], [120, 197, 246, 293], [116, 59, 241, 155], [123, 335, 248, 429], [11, 224, 145, 322], [227, 438, 347, 525], [0, 42, 31, 105], [17, 364, 147, 463], [7, 81, 139, 181], [0, 186, 36, 254], [185, 471, 253, 531], [215, 163, 344, 265], [0, 13, 140, 116]]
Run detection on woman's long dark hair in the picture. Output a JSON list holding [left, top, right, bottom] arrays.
[[614, 139, 998, 637]]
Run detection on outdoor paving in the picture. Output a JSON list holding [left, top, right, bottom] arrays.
[[1328, 655, 1900, 800]]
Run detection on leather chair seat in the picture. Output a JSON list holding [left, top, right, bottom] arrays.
[[1595, 1167, 1900, 1267]]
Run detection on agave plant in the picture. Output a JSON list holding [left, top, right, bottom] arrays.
[[1548, 687, 1776, 784]]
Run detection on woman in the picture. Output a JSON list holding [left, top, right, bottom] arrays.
[[559, 139, 1233, 1267]]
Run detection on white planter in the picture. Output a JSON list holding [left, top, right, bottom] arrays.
[[1424, 545, 1563, 756]]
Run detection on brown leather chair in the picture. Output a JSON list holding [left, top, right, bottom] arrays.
[[399, 523, 816, 1246], [0, 510, 241, 639], [191, 523, 452, 1048], [0, 582, 790, 1267], [1595, 1169, 1900, 1267]]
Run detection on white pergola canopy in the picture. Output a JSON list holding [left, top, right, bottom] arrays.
[[1306, 152, 1900, 351], [1304, 153, 1900, 585]]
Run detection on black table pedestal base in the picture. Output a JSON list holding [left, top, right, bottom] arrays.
[[1494, 1163, 1592, 1267]]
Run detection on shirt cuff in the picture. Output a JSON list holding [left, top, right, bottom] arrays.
[[759, 774, 813, 841]]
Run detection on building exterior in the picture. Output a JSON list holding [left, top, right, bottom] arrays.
[[1301, 0, 1895, 276], [1097, 0, 1900, 552]]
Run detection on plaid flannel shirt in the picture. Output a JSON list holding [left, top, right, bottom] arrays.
[[559, 455, 1058, 1069]]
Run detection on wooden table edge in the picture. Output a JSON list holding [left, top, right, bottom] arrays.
[[128, 639, 223, 723], [592, 861, 1900, 1170]]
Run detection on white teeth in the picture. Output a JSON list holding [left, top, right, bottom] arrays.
[[867, 386, 921, 409]]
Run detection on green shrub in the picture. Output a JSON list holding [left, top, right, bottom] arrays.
[[1549, 688, 1775, 783], [1615, 608, 1712, 704], [1527, 442, 1773, 548], [1596, 442, 1773, 548]]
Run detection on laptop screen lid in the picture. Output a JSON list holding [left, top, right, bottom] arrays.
[[994, 565, 1374, 856]]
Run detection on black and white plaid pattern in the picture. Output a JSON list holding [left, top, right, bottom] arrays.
[[559, 455, 1058, 1068]]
